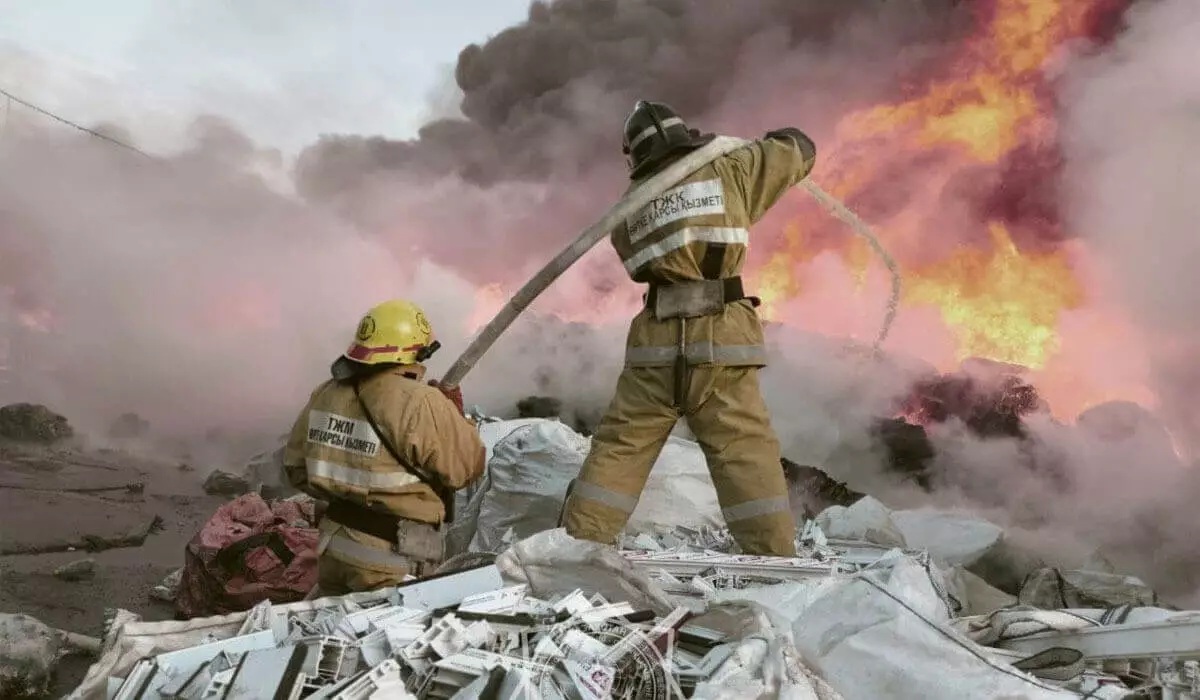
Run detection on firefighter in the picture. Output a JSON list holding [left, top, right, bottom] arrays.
[[283, 299, 485, 595], [561, 101, 817, 556]]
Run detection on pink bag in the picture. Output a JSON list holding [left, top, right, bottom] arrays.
[[175, 493, 319, 619]]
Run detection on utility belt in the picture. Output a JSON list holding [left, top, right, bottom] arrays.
[[643, 275, 760, 410], [324, 498, 444, 564], [645, 276, 759, 321]]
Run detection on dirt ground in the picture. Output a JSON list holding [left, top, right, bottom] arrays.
[[0, 440, 237, 696]]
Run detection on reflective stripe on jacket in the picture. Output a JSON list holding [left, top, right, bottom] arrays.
[[610, 136, 816, 368], [281, 365, 486, 525]]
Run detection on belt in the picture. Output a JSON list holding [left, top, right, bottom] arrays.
[[645, 276, 760, 310], [325, 499, 436, 544]]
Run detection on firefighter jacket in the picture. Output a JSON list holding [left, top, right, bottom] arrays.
[[611, 134, 816, 368], [282, 364, 485, 525]]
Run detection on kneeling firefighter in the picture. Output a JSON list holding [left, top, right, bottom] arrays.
[[560, 101, 817, 556], [283, 299, 486, 595]]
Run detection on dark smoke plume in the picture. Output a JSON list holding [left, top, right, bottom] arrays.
[[294, 0, 975, 286]]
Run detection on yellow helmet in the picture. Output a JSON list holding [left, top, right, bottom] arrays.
[[343, 299, 441, 366]]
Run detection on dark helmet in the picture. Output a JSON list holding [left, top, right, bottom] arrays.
[[621, 100, 713, 179]]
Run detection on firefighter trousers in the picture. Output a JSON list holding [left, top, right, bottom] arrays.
[[314, 518, 433, 596], [562, 364, 797, 556]]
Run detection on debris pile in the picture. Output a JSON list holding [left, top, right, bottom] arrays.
[[74, 543, 834, 700], [72, 513, 1200, 699], [0, 403, 73, 444], [0, 415, 1188, 700]]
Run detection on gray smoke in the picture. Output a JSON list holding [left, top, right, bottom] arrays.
[[1060, 0, 1200, 455], [294, 0, 972, 286], [0, 115, 470, 438]]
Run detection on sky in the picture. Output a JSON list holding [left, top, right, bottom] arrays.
[[0, 0, 533, 153]]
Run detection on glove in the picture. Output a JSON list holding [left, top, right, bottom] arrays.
[[764, 127, 817, 162], [428, 379, 465, 416]]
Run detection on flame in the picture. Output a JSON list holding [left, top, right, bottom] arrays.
[[741, 0, 1137, 417], [757, 222, 813, 321], [904, 223, 1083, 369]]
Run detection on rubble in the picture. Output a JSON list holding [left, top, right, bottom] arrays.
[[1019, 568, 1158, 610], [72, 535, 848, 700], [68, 513, 1200, 700], [202, 468, 251, 497], [781, 458, 863, 519], [0, 403, 73, 444], [52, 558, 96, 582], [0, 613, 60, 700]]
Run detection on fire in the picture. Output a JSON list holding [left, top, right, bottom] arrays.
[[757, 222, 814, 321], [744, 0, 1137, 417], [904, 223, 1082, 369]]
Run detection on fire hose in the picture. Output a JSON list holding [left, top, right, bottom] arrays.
[[439, 136, 901, 388]]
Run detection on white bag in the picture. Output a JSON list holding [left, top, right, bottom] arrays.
[[790, 556, 1078, 699], [470, 421, 587, 552]]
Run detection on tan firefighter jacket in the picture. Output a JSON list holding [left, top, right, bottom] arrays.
[[282, 364, 485, 525], [612, 136, 816, 368]]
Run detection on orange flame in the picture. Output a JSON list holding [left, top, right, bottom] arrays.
[[903, 223, 1083, 369], [750, 0, 1139, 416]]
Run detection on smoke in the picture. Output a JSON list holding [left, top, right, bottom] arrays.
[[294, 0, 973, 287], [4, 0, 1200, 600], [0, 115, 484, 440], [1060, 0, 1200, 452]]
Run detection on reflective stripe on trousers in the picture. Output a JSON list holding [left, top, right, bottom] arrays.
[[570, 480, 640, 514], [721, 495, 790, 524], [571, 480, 790, 525], [625, 342, 767, 367], [318, 521, 415, 571], [306, 458, 422, 491]]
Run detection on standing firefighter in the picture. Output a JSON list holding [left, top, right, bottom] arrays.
[[283, 299, 485, 595], [561, 101, 817, 556]]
